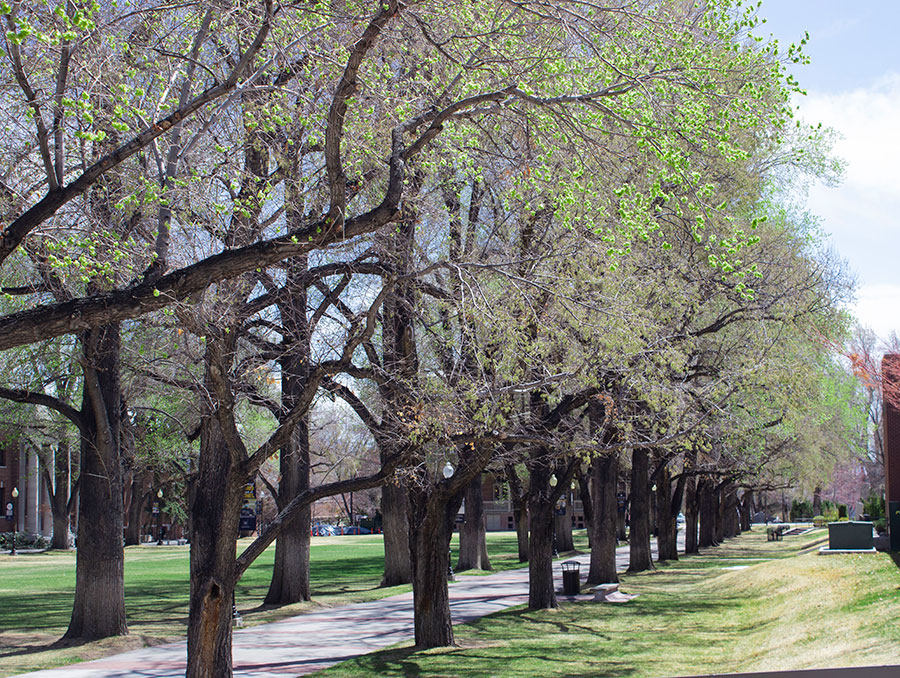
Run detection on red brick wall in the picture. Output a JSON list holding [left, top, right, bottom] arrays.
[[882, 354, 900, 504]]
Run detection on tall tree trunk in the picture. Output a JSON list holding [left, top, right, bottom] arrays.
[[655, 461, 678, 562], [684, 473, 699, 554], [266, 258, 312, 604], [698, 477, 718, 548], [186, 407, 244, 678], [715, 484, 726, 543], [381, 471, 412, 585], [554, 496, 574, 553], [527, 452, 557, 609], [264, 420, 311, 604], [627, 448, 653, 572], [408, 483, 464, 648], [65, 324, 127, 640], [577, 466, 592, 548], [740, 489, 753, 531], [587, 452, 619, 585], [45, 438, 74, 550], [506, 463, 529, 562], [123, 475, 145, 547], [457, 474, 491, 571], [723, 486, 740, 538]]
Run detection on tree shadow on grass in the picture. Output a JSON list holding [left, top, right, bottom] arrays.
[[341, 642, 641, 678]]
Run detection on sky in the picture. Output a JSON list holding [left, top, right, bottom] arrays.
[[757, 1, 900, 341]]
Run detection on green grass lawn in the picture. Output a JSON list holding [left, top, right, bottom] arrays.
[[320, 530, 900, 678], [3, 529, 898, 678], [0, 531, 535, 676]]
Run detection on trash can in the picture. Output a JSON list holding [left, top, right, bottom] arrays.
[[561, 560, 580, 595]]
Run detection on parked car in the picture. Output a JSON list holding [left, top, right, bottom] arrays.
[[340, 526, 372, 535], [311, 524, 336, 536]]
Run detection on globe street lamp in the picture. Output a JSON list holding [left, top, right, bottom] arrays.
[[9, 487, 18, 556], [442, 461, 455, 579], [156, 489, 164, 546]]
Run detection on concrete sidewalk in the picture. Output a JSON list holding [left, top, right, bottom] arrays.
[[17, 550, 607, 678]]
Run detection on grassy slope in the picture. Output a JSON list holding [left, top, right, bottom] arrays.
[[321, 530, 900, 678]]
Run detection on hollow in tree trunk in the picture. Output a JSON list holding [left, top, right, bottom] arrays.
[[457, 474, 491, 571], [65, 324, 127, 640], [587, 452, 619, 585], [627, 448, 653, 572]]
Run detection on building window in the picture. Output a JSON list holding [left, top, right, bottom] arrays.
[[507, 515, 514, 530], [0, 447, 5, 467]]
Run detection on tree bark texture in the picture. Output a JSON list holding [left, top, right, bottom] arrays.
[[264, 421, 311, 604], [740, 490, 753, 532], [684, 473, 699, 554], [123, 475, 145, 547], [266, 256, 312, 604], [407, 483, 464, 648], [715, 484, 726, 543], [457, 474, 491, 571], [381, 473, 412, 586], [527, 452, 558, 609], [587, 452, 619, 585], [186, 412, 244, 678], [723, 486, 740, 539], [506, 463, 529, 562], [627, 448, 653, 572], [45, 439, 74, 550], [577, 467, 593, 549], [655, 461, 678, 563], [698, 477, 718, 548], [65, 324, 127, 640], [554, 501, 574, 553]]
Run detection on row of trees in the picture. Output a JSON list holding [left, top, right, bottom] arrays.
[[0, 1, 863, 676]]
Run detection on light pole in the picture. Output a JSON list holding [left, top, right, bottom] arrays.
[[9, 487, 18, 556], [156, 489, 164, 545], [442, 461, 455, 580]]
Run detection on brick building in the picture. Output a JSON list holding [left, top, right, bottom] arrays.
[[481, 473, 586, 531], [1, 435, 53, 538]]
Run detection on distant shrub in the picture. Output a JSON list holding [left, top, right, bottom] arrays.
[[813, 515, 827, 527], [874, 518, 887, 534], [838, 504, 848, 518], [863, 493, 885, 520], [0, 532, 50, 550], [790, 499, 814, 521]]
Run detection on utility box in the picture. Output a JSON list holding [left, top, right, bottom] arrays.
[[827, 521, 874, 550]]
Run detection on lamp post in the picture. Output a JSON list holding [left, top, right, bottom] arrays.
[[442, 461, 455, 580], [9, 487, 18, 556], [156, 489, 164, 545]]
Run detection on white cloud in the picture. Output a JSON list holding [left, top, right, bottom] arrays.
[[795, 73, 900, 338], [854, 284, 900, 341]]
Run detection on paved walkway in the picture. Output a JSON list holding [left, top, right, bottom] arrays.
[[18, 548, 627, 678]]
